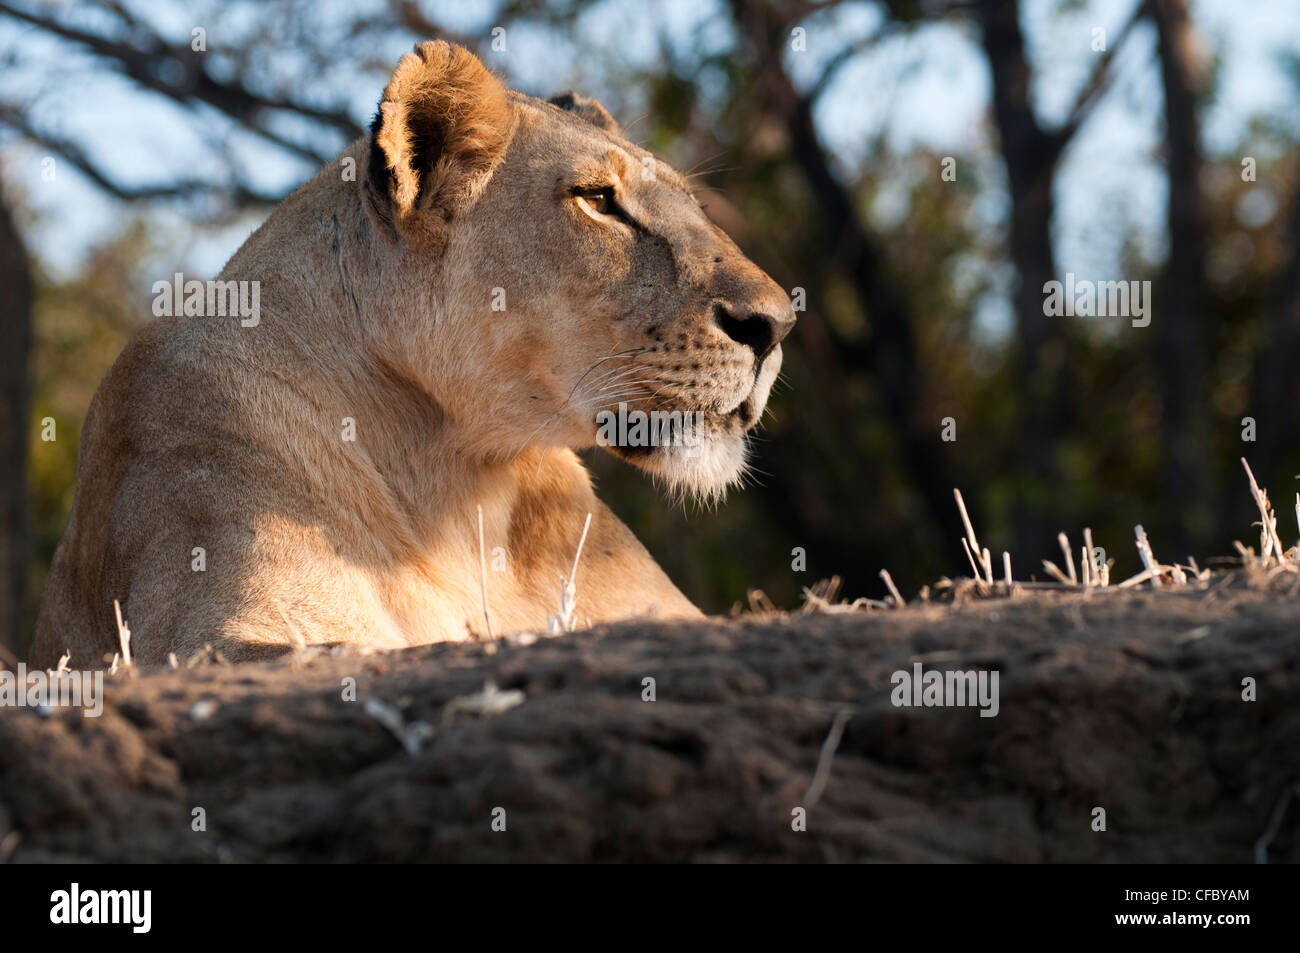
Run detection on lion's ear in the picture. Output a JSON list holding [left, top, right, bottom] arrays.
[[366, 41, 512, 254], [548, 92, 620, 135]]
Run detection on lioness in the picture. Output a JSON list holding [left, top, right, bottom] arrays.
[[30, 41, 794, 667]]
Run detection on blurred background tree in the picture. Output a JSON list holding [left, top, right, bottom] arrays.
[[2, 0, 1299, 656]]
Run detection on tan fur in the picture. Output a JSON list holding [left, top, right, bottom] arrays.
[[30, 41, 795, 668]]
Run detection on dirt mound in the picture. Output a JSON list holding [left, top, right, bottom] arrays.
[[2, 580, 1297, 862]]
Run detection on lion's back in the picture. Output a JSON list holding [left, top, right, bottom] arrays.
[[29, 318, 240, 667]]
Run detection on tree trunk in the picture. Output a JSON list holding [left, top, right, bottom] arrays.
[[1249, 179, 1300, 491], [1152, 0, 1214, 556], [973, 0, 1073, 564], [0, 183, 32, 660]]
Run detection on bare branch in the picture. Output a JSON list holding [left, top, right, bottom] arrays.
[[0, 104, 281, 205], [390, 0, 483, 53], [0, 0, 363, 164], [1049, 0, 1153, 156]]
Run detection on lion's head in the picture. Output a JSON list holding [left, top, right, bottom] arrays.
[[360, 41, 794, 502]]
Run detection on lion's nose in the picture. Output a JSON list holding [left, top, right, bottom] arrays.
[[713, 302, 795, 364]]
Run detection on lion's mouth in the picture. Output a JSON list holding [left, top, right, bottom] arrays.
[[602, 399, 758, 464], [731, 391, 762, 429], [591, 367, 768, 465]]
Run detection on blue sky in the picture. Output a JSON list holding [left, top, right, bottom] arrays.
[[2, 0, 1298, 341]]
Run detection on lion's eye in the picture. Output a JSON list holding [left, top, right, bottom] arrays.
[[576, 187, 616, 216]]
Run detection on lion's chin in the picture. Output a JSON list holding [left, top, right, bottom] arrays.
[[606, 428, 749, 506]]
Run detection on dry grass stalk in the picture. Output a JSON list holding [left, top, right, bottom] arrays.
[[1241, 458, 1288, 567], [1040, 559, 1074, 586], [363, 698, 434, 756], [953, 489, 994, 582], [801, 576, 886, 612], [186, 643, 213, 668], [441, 679, 525, 727], [879, 569, 904, 608], [1040, 531, 1083, 588], [1117, 565, 1174, 589], [548, 512, 593, 634], [568, 512, 593, 581], [113, 599, 133, 666], [940, 467, 1296, 599], [802, 588, 875, 612], [801, 576, 841, 612], [1133, 525, 1162, 588], [803, 709, 852, 809], [476, 504, 493, 640], [961, 537, 982, 583], [1083, 527, 1109, 586], [1057, 532, 1077, 585]]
